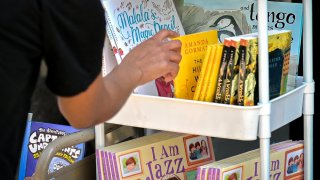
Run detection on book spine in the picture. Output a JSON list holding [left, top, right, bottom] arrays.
[[101, 0, 123, 64], [193, 45, 213, 101], [207, 168, 213, 180], [223, 40, 237, 104], [108, 152, 116, 180], [204, 44, 223, 102], [96, 150, 103, 180], [215, 40, 230, 103], [201, 168, 207, 180], [101, 150, 107, 180], [237, 39, 247, 106], [197, 167, 202, 180], [113, 153, 120, 180], [199, 45, 216, 101], [104, 151, 111, 180], [216, 168, 220, 180]]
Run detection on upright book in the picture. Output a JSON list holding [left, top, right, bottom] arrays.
[[101, 0, 185, 63], [183, 0, 303, 91], [18, 120, 85, 179], [101, 0, 185, 96], [97, 131, 215, 180], [172, 30, 219, 100]]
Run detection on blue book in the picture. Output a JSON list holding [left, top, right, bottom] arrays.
[[18, 120, 85, 179]]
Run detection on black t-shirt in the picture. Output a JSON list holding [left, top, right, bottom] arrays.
[[0, 0, 106, 178]]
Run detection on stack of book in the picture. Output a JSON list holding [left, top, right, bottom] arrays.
[[174, 29, 292, 106], [197, 140, 304, 180], [96, 131, 215, 180]]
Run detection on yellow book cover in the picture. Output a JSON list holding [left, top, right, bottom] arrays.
[[199, 45, 217, 101], [99, 133, 215, 180], [204, 44, 224, 102], [173, 30, 218, 100], [238, 37, 258, 106], [193, 45, 214, 101]]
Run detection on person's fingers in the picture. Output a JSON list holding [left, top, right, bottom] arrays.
[[166, 51, 182, 63], [162, 39, 182, 52], [152, 29, 180, 41], [162, 61, 180, 82]]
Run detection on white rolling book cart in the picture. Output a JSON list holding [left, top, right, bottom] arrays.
[[94, 0, 314, 179]]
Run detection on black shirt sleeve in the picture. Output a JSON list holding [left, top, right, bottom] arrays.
[[41, 0, 106, 96]]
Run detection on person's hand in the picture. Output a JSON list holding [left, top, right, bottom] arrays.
[[118, 29, 182, 86]]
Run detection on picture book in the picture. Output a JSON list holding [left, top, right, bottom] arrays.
[[96, 131, 215, 180], [197, 140, 304, 180], [101, 0, 185, 63], [173, 30, 219, 100], [101, 0, 185, 97], [18, 120, 85, 179], [182, 0, 303, 90]]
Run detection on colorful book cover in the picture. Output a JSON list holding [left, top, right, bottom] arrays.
[[18, 120, 85, 179], [101, 0, 185, 97], [173, 30, 219, 100], [98, 132, 215, 180], [183, 0, 302, 91], [197, 140, 304, 180], [239, 37, 258, 106], [267, 30, 292, 99], [183, 0, 302, 66], [101, 0, 185, 63]]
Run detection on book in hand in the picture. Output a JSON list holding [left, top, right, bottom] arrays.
[[172, 30, 219, 100], [18, 120, 85, 180], [197, 140, 304, 180], [96, 131, 215, 180], [101, 0, 185, 63], [101, 0, 185, 97]]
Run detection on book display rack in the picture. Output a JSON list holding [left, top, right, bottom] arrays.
[[95, 0, 314, 179], [33, 0, 313, 179]]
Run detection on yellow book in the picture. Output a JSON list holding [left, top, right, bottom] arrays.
[[199, 45, 217, 101], [204, 44, 224, 102], [173, 30, 219, 100], [193, 45, 213, 101]]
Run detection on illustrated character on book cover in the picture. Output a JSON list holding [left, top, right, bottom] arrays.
[[183, 135, 213, 166], [284, 147, 304, 179], [182, 5, 251, 42], [119, 151, 143, 178], [222, 166, 242, 180]]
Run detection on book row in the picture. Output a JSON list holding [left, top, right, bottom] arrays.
[[174, 29, 292, 106]]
